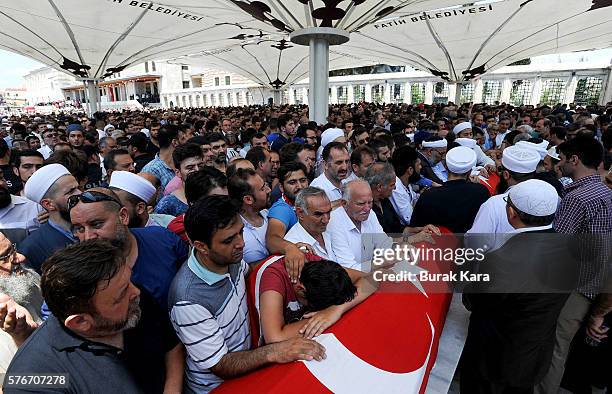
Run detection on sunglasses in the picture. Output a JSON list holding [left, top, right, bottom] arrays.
[[68, 191, 121, 212]]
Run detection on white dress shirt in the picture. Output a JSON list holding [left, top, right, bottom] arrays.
[[0, 195, 43, 233], [474, 145, 495, 167], [240, 210, 270, 264], [310, 173, 343, 203], [327, 206, 392, 271], [284, 221, 338, 262], [465, 192, 515, 252], [495, 131, 509, 148], [390, 176, 417, 226]]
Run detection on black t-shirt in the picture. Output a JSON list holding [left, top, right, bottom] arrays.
[[0, 164, 23, 195], [85, 163, 104, 189], [134, 153, 155, 173], [146, 141, 160, 156], [372, 198, 404, 234]]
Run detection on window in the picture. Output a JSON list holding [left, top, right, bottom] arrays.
[[353, 85, 365, 102], [391, 83, 404, 103], [482, 80, 502, 105], [433, 82, 449, 103], [203, 95, 208, 107], [144, 62, 149, 73], [225, 75, 231, 85], [294, 88, 303, 104], [371, 84, 384, 103], [214, 77, 220, 86], [510, 80, 532, 106], [182, 81, 190, 89], [181, 65, 189, 71], [539, 78, 566, 105], [151, 62, 156, 72], [574, 76, 603, 105], [236, 92, 243, 106], [411, 83, 425, 104], [460, 83, 474, 104], [337, 86, 348, 104]]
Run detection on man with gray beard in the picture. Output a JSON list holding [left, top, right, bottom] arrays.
[[0, 232, 43, 374]]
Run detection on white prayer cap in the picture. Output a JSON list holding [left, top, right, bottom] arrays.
[[445, 146, 477, 174], [406, 133, 415, 142], [104, 124, 115, 132], [455, 138, 477, 149], [452, 122, 472, 135], [46, 124, 55, 130], [140, 128, 151, 138], [24, 164, 71, 204], [501, 145, 540, 174], [547, 146, 560, 161], [508, 179, 558, 216], [109, 171, 156, 203], [320, 128, 345, 148], [422, 138, 447, 149], [515, 140, 548, 160]]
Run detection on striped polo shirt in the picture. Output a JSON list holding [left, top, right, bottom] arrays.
[[168, 250, 250, 393]]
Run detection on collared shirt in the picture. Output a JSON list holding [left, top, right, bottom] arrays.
[[465, 191, 516, 252], [37, 145, 52, 160], [310, 173, 343, 203], [141, 154, 175, 190], [168, 251, 250, 393], [326, 207, 392, 271], [146, 213, 175, 228], [163, 175, 181, 195], [284, 221, 338, 261], [19, 221, 77, 273], [495, 131, 509, 147], [432, 161, 448, 183], [241, 210, 270, 264], [390, 176, 417, 226], [554, 174, 612, 299], [0, 195, 42, 233]]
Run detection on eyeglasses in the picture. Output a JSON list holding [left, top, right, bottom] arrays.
[[68, 191, 121, 212], [0, 243, 16, 262]]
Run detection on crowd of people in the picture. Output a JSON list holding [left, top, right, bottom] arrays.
[[0, 99, 611, 393]]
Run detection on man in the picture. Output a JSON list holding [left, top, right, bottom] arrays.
[[279, 142, 316, 180], [269, 150, 281, 187], [534, 118, 552, 140], [367, 136, 390, 159], [364, 162, 404, 234], [0, 168, 42, 236], [326, 179, 392, 271], [109, 171, 173, 228], [342, 120, 354, 138], [461, 180, 572, 394], [265, 162, 312, 280], [418, 137, 447, 184], [128, 132, 154, 172], [549, 126, 567, 147], [246, 146, 273, 185], [350, 145, 376, 177], [411, 146, 490, 233], [37, 128, 59, 159], [0, 140, 21, 195], [25, 136, 41, 151], [141, 125, 179, 190], [204, 132, 228, 163], [18, 164, 81, 272], [11, 150, 43, 189], [373, 110, 389, 130], [4, 240, 184, 394], [0, 233, 43, 373], [69, 187, 188, 308], [537, 136, 612, 393], [228, 168, 271, 264], [177, 124, 194, 145], [285, 187, 337, 261], [310, 142, 350, 208], [270, 115, 297, 152], [98, 136, 117, 158], [351, 128, 370, 148], [67, 124, 85, 147], [466, 145, 541, 251], [155, 143, 203, 217], [389, 145, 422, 226], [168, 196, 325, 393], [104, 148, 135, 180], [495, 117, 512, 147]]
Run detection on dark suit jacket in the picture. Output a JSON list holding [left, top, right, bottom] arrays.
[[461, 229, 576, 387], [417, 151, 444, 185]]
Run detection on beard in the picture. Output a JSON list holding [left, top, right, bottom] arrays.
[[91, 296, 142, 336], [128, 214, 145, 228], [497, 174, 509, 194], [408, 171, 421, 184], [0, 186, 12, 209], [0, 268, 41, 308], [58, 205, 72, 223]]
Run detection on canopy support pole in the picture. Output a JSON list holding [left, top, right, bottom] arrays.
[[81, 79, 101, 116], [290, 27, 349, 125], [454, 82, 464, 105], [272, 89, 282, 105]]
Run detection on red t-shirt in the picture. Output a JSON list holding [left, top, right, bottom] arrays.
[[258, 254, 322, 324], [167, 214, 187, 242]]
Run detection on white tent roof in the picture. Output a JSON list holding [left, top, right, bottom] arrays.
[[0, 0, 611, 85]]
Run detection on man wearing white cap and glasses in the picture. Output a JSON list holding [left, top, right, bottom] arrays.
[[109, 171, 174, 228], [18, 164, 81, 273], [461, 179, 571, 394], [411, 146, 490, 233], [455, 136, 496, 172], [419, 137, 447, 184], [466, 145, 541, 251], [314, 128, 345, 177]]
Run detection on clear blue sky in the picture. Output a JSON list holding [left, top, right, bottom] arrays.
[[1, 48, 611, 89]]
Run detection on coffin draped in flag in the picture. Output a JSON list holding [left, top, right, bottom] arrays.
[[214, 231, 459, 394]]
